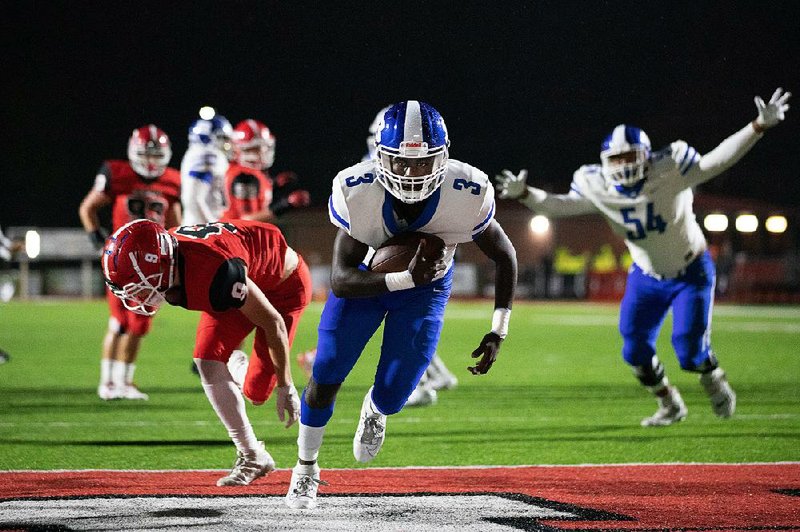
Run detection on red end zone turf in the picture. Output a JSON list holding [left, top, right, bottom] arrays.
[[0, 464, 798, 530]]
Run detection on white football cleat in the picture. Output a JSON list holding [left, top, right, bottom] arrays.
[[700, 368, 736, 418], [427, 355, 458, 391], [226, 349, 249, 390], [641, 386, 688, 427], [285, 462, 326, 509], [97, 382, 120, 400], [405, 383, 437, 407], [217, 441, 276, 486], [120, 384, 149, 401], [353, 387, 387, 463]]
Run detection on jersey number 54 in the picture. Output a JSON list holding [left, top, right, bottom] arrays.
[[620, 202, 667, 240]]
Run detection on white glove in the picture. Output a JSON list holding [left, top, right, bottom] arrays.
[[754, 87, 791, 130], [495, 169, 529, 200], [275, 384, 300, 428]]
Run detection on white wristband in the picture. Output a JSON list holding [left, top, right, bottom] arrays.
[[385, 271, 415, 292], [491, 308, 511, 338]]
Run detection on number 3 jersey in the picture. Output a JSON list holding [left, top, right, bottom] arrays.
[[93, 160, 181, 230], [328, 159, 496, 276], [167, 220, 289, 314], [529, 141, 719, 278]]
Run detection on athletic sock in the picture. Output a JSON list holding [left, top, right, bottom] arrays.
[[196, 359, 261, 456]]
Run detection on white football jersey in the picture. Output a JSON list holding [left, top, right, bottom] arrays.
[[533, 141, 716, 277], [180, 144, 229, 225], [329, 159, 496, 278]]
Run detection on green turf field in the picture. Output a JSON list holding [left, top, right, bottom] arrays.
[[0, 299, 798, 470]]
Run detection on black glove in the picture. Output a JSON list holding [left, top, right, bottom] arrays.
[[88, 228, 108, 250], [468, 332, 503, 375]]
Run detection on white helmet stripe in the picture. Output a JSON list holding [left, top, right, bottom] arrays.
[[148, 124, 157, 141], [404, 100, 423, 141], [611, 124, 627, 146]]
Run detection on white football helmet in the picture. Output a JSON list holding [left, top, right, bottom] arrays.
[[375, 101, 449, 203], [600, 124, 651, 187], [102, 219, 177, 316]]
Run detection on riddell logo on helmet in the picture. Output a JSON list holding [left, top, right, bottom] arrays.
[[402, 142, 423, 148]]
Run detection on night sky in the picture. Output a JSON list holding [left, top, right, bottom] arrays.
[[4, 2, 799, 228]]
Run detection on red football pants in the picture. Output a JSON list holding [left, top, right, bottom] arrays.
[[193, 256, 312, 403]]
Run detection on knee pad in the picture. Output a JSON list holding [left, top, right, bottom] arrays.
[[304, 378, 340, 409], [633, 356, 665, 387]]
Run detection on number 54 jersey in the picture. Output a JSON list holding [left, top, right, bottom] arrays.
[[548, 141, 709, 278], [328, 159, 496, 276]]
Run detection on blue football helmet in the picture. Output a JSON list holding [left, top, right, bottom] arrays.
[[188, 116, 234, 157], [374, 101, 449, 203], [600, 124, 651, 186]]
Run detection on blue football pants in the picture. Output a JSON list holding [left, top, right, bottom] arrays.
[[301, 268, 453, 427], [619, 251, 716, 370]]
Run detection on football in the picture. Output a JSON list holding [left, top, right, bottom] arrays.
[[369, 232, 446, 273]]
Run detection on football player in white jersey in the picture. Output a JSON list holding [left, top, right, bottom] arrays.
[[180, 116, 233, 225], [296, 105, 459, 408], [496, 88, 791, 427], [285, 101, 518, 509]]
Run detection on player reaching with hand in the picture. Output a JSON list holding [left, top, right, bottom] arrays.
[[496, 88, 790, 427]]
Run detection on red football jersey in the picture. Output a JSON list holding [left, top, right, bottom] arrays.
[[221, 162, 273, 220], [95, 160, 181, 230], [167, 220, 289, 314]]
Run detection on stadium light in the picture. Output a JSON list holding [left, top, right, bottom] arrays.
[[703, 214, 728, 232], [529, 215, 550, 235], [199, 106, 216, 120], [735, 214, 758, 233], [765, 215, 787, 234], [25, 230, 40, 259]]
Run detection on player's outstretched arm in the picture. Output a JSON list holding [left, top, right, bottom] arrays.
[[691, 88, 791, 186], [468, 220, 517, 375], [239, 277, 299, 428], [495, 169, 595, 217]]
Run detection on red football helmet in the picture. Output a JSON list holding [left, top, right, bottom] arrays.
[[233, 119, 276, 170], [127, 124, 172, 178], [102, 219, 177, 316]]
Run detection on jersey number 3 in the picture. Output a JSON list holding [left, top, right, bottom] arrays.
[[620, 203, 667, 240]]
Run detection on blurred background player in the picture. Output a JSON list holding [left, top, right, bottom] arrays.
[[295, 106, 458, 408], [0, 224, 24, 364], [222, 119, 310, 222], [496, 88, 791, 427], [78, 124, 181, 400], [214, 119, 312, 376], [181, 114, 233, 225], [102, 219, 311, 487]]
